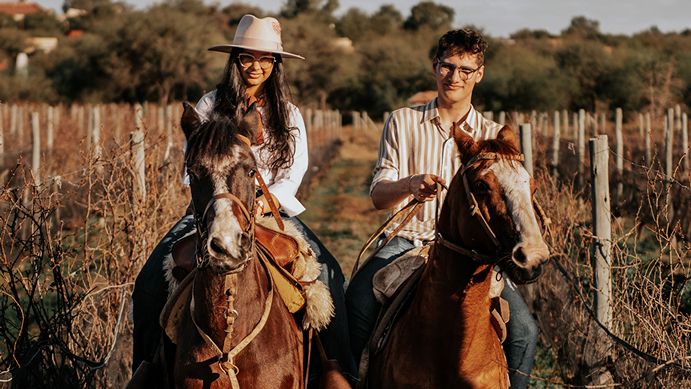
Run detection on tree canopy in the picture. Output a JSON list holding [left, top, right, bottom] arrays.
[[0, 2, 689, 115]]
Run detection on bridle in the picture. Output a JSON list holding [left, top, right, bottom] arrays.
[[196, 192, 255, 269], [435, 151, 551, 265], [187, 133, 279, 387]]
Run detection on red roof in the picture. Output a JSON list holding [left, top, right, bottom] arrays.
[[67, 29, 83, 38], [0, 2, 42, 15]]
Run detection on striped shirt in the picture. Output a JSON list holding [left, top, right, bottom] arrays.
[[371, 98, 503, 243]]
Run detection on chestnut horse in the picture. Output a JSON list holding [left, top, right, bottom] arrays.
[[172, 103, 303, 388], [366, 126, 550, 388]]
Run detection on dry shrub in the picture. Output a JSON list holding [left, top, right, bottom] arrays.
[[527, 125, 691, 387], [0, 103, 341, 388]]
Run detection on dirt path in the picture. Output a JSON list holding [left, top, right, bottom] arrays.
[[299, 127, 387, 278]]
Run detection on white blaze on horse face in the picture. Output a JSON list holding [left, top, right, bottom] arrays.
[[488, 161, 549, 266], [204, 150, 245, 261]]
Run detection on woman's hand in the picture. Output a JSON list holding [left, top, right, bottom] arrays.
[[407, 174, 446, 202], [255, 193, 280, 217]]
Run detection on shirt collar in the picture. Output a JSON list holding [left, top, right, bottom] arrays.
[[422, 98, 480, 137]]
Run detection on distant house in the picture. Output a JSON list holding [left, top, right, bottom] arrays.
[[27, 36, 58, 53], [0, 1, 43, 22], [408, 90, 437, 105]]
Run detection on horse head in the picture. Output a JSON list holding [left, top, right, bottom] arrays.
[[180, 102, 260, 274], [440, 125, 550, 283]]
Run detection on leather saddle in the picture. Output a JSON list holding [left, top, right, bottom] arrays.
[[169, 223, 301, 283]]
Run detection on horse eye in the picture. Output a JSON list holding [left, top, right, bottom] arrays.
[[475, 181, 490, 193], [247, 169, 256, 177]]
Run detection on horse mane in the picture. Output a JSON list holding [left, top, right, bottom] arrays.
[[470, 135, 521, 171], [185, 112, 255, 167]]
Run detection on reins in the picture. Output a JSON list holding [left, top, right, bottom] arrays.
[[354, 151, 552, 275]]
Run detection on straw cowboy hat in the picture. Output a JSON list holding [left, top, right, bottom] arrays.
[[208, 14, 305, 60]]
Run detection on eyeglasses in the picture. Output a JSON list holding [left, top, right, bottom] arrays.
[[237, 53, 276, 70], [436, 60, 482, 80]]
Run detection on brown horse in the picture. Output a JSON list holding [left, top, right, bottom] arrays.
[[171, 104, 303, 389], [367, 126, 550, 388]]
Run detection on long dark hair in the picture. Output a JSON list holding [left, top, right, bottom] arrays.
[[213, 48, 296, 172]]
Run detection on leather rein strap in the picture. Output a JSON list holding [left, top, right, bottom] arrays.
[[190, 257, 274, 389], [236, 133, 285, 231], [351, 199, 423, 277]]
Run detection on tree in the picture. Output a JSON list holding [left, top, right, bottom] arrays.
[[370, 4, 403, 35], [281, 0, 338, 18], [554, 41, 610, 109], [335, 8, 370, 42], [403, 1, 454, 31], [23, 11, 66, 35], [281, 13, 357, 108], [562, 16, 602, 40]]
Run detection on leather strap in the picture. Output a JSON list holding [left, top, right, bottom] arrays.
[[189, 256, 274, 389], [351, 199, 423, 278], [236, 134, 285, 231], [255, 171, 285, 231]]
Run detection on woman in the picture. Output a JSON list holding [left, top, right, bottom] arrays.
[[131, 14, 357, 386]]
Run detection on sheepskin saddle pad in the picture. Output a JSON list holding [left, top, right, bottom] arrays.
[[160, 216, 334, 345]]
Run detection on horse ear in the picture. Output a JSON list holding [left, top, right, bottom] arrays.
[[181, 102, 201, 140], [497, 125, 518, 148], [452, 125, 477, 163]]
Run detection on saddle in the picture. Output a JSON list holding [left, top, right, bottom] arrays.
[[167, 222, 302, 282], [160, 216, 334, 345]]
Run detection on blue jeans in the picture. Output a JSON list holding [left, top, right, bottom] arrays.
[[131, 215, 357, 384], [345, 236, 415, 365], [344, 236, 538, 389], [132, 214, 195, 371], [501, 280, 538, 389]]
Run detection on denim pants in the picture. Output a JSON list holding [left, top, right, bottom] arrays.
[[131, 215, 357, 384], [344, 236, 538, 389]]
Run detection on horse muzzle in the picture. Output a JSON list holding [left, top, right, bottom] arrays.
[[504, 240, 550, 284], [205, 230, 253, 274]]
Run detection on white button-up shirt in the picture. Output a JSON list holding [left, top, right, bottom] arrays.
[[189, 90, 308, 216], [371, 98, 503, 243]]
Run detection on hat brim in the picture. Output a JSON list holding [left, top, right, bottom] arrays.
[[208, 44, 305, 60]]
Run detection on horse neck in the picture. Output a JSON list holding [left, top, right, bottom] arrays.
[[192, 256, 269, 347], [416, 246, 495, 353], [414, 179, 496, 338]]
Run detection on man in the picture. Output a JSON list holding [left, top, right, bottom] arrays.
[[345, 27, 538, 389]]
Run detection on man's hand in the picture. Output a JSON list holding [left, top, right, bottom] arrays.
[[408, 174, 446, 202]]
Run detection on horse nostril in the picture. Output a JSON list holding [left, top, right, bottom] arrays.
[[209, 237, 230, 257], [513, 246, 527, 264]]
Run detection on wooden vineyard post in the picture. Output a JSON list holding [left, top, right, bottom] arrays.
[[682, 112, 688, 177], [665, 108, 674, 224], [551, 110, 560, 176], [131, 130, 146, 203], [645, 112, 652, 165], [615, 108, 623, 202], [31, 112, 41, 186], [0, 105, 4, 156], [577, 109, 586, 188], [589, 135, 612, 329], [520, 124, 533, 177]]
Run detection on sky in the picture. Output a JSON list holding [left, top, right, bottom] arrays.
[[34, 0, 691, 38]]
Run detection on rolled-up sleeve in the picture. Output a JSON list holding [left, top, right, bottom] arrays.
[[268, 105, 308, 216], [370, 112, 400, 195]]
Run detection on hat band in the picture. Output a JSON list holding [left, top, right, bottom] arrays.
[[232, 36, 284, 53]]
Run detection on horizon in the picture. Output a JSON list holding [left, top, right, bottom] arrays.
[[29, 0, 691, 38]]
